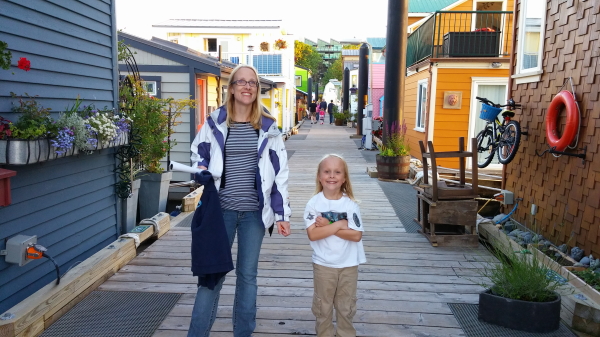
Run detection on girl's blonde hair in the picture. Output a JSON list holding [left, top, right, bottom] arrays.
[[225, 64, 275, 129], [315, 154, 356, 201]]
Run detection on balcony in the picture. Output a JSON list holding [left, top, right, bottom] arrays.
[[407, 11, 513, 67]]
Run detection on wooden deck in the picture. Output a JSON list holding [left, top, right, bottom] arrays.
[[98, 122, 492, 336]]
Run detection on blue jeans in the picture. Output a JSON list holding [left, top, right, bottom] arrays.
[[329, 112, 333, 124], [188, 209, 265, 337]]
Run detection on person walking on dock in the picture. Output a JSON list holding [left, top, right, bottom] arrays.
[[188, 64, 292, 337]]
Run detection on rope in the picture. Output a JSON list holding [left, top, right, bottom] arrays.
[[139, 217, 161, 238], [119, 233, 141, 247]]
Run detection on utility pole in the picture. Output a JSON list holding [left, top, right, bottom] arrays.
[[382, 0, 409, 142], [343, 67, 350, 113], [308, 77, 313, 104], [357, 43, 369, 135]]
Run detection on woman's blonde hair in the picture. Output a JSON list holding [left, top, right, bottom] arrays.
[[315, 154, 356, 201], [225, 64, 275, 129]]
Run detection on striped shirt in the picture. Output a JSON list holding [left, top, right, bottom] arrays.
[[219, 122, 259, 211]]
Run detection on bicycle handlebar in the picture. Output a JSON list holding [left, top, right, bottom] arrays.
[[476, 96, 521, 109]]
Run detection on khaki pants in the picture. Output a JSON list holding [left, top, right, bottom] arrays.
[[312, 263, 358, 337]]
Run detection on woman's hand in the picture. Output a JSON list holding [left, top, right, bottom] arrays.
[[277, 221, 291, 237], [198, 165, 207, 170]]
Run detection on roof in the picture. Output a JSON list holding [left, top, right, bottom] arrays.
[[366, 38, 386, 49], [342, 50, 360, 56], [149, 36, 237, 69], [118, 32, 221, 74], [152, 19, 283, 29], [408, 0, 460, 12]]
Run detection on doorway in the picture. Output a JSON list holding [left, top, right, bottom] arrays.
[[195, 78, 206, 133], [469, 78, 508, 169]]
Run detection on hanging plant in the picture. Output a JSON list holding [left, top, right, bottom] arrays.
[[274, 39, 287, 50], [260, 42, 269, 52]]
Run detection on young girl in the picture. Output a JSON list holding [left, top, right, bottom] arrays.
[[319, 108, 325, 125], [304, 154, 366, 337]]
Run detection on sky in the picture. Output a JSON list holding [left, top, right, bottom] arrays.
[[115, 0, 390, 42]]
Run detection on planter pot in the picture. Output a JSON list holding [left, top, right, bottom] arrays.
[[0, 139, 51, 165], [376, 154, 411, 180], [334, 118, 344, 126], [121, 179, 141, 233], [478, 289, 561, 333], [86, 132, 129, 151], [138, 171, 172, 220]]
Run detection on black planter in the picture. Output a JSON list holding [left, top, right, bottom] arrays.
[[478, 289, 561, 333]]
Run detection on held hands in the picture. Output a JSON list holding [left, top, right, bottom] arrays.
[[277, 221, 291, 237]]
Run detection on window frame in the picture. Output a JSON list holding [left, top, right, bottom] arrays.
[[513, 0, 546, 83], [140, 76, 161, 98], [415, 78, 427, 132], [295, 75, 302, 87]]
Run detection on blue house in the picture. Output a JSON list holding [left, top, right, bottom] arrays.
[[0, 0, 121, 314]]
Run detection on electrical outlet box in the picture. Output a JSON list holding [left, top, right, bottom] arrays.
[[500, 190, 514, 205], [4, 235, 37, 266]]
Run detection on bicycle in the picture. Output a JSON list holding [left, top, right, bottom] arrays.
[[475, 96, 522, 168]]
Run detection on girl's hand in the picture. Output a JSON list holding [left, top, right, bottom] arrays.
[[315, 216, 330, 227], [337, 219, 349, 230], [277, 221, 291, 237]]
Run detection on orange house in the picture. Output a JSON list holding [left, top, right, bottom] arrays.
[[402, 0, 515, 170]]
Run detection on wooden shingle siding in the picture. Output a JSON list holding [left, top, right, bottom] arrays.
[[0, 0, 119, 314], [506, 0, 600, 255]]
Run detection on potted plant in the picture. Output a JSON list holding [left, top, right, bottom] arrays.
[[333, 109, 347, 126], [274, 39, 287, 50], [376, 120, 411, 180], [472, 245, 563, 333], [260, 42, 269, 52], [0, 93, 54, 165]]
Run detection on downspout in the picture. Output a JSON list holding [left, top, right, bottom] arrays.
[[423, 63, 434, 146], [216, 76, 221, 106], [503, 1, 519, 191]]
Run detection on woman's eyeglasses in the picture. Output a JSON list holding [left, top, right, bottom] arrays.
[[232, 79, 258, 87]]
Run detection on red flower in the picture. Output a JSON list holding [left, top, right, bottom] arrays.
[[17, 57, 31, 71]]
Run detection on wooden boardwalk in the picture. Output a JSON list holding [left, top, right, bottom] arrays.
[[99, 122, 492, 336]]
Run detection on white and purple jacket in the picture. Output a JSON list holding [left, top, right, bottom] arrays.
[[190, 106, 291, 228]]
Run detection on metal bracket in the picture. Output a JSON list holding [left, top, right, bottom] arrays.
[[535, 145, 587, 165]]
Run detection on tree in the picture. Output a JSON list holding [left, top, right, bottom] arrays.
[[294, 41, 322, 81], [321, 58, 343, 86]]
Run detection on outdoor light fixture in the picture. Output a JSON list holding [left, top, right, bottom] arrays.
[[247, 45, 254, 52], [491, 62, 502, 68]]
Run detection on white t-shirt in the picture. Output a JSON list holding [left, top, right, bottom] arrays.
[[304, 192, 367, 268]]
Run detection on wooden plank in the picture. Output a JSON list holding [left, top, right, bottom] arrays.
[[139, 212, 170, 239], [181, 186, 203, 212]]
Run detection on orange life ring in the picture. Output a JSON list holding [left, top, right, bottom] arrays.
[[545, 90, 579, 152]]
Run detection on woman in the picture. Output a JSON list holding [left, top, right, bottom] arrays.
[[188, 64, 292, 336]]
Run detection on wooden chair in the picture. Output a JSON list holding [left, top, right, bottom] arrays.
[[418, 137, 479, 202], [413, 137, 480, 247]]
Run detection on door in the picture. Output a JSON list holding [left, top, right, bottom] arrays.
[[469, 79, 508, 169], [195, 78, 206, 133]]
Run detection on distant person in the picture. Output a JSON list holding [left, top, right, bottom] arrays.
[[304, 154, 366, 337], [327, 100, 335, 125], [319, 99, 327, 112], [309, 100, 318, 124]]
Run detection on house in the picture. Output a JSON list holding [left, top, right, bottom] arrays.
[[117, 32, 276, 186], [0, 0, 122, 314], [402, 0, 515, 170], [505, 0, 600, 255], [295, 65, 311, 121], [150, 19, 296, 133], [367, 37, 386, 118]]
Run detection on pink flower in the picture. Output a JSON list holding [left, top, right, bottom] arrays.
[[17, 57, 31, 71]]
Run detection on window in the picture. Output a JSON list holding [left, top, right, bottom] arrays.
[[142, 81, 157, 96], [295, 75, 302, 87], [517, 0, 545, 74], [415, 79, 427, 132], [206, 38, 217, 52]]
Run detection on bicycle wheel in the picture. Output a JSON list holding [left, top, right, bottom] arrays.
[[497, 120, 521, 164], [476, 127, 495, 168]]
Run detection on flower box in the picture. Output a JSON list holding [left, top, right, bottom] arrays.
[[85, 132, 129, 151], [0, 139, 51, 165]]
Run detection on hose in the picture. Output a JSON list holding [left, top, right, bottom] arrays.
[[42, 252, 61, 285]]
